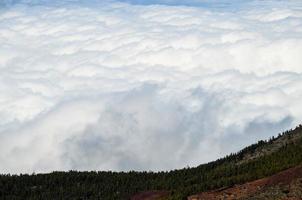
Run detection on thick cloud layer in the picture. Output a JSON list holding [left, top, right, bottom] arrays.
[[1, 0, 302, 173]]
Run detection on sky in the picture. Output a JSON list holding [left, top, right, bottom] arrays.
[[0, 0, 302, 173]]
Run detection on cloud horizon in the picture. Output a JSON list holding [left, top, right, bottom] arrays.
[[1, 0, 302, 174]]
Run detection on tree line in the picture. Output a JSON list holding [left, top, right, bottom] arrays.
[[1, 125, 302, 199]]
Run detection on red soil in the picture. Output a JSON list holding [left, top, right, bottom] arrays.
[[188, 165, 302, 200], [130, 190, 170, 200]]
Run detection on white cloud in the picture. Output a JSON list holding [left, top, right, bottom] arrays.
[[0, 0, 302, 173]]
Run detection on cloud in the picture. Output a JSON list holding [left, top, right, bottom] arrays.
[[0, 0, 302, 173]]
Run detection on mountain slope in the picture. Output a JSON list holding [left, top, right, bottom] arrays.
[[188, 165, 302, 200], [0, 125, 302, 200]]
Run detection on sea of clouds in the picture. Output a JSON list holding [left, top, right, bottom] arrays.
[[0, 0, 302, 173]]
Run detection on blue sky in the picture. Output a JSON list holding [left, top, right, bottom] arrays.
[[1, 0, 300, 11]]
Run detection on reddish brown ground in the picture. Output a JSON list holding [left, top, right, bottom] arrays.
[[188, 165, 302, 200], [130, 190, 170, 200]]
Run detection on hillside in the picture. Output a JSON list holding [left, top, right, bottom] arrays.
[[188, 165, 302, 200], [0, 125, 302, 200]]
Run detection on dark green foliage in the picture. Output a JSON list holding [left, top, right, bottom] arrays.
[[1, 125, 302, 200]]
